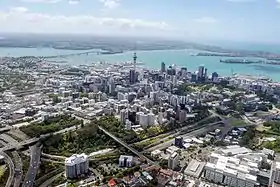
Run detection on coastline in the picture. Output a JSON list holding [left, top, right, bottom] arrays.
[[1, 47, 280, 81]]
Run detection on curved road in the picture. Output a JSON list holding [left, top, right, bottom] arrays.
[[1, 152, 15, 187], [12, 151, 23, 187], [22, 144, 42, 187]]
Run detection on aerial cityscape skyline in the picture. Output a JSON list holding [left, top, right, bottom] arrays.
[[0, 0, 280, 43], [2, 1, 280, 187]]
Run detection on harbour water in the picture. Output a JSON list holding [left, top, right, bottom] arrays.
[[1, 47, 280, 81]]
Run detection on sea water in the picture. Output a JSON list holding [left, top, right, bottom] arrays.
[[1, 47, 280, 81]]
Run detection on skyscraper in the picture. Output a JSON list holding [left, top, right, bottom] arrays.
[[161, 62, 166, 73], [181, 67, 187, 77], [212, 72, 219, 82], [198, 65, 204, 79], [129, 69, 136, 84], [129, 53, 138, 84]]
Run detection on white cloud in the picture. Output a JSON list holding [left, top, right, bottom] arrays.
[[277, 0, 280, 7], [193, 17, 217, 24], [99, 0, 120, 9], [68, 0, 80, 5], [20, 0, 61, 3], [9, 7, 29, 13], [0, 8, 172, 37]]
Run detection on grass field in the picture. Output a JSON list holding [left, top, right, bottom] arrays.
[[228, 117, 249, 127]]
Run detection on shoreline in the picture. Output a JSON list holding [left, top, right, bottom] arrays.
[[1, 47, 280, 81]]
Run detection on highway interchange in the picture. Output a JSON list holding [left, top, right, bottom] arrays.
[[0, 111, 256, 187]]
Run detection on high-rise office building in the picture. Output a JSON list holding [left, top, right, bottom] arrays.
[[198, 65, 205, 79], [129, 69, 136, 85], [158, 112, 164, 125], [191, 73, 197, 82], [120, 109, 128, 123], [161, 62, 166, 73], [168, 152, 179, 170], [212, 72, 219, 82], [181, 67, 187, 77]]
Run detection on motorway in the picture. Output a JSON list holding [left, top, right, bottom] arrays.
[[38, 171, 64, 187], [135, 114, 220, 149], [0, 124, 81, 152], [22, 144, 42, 187], [12, 151, 23, 187], [98, 126, 155, 164], [144, 122, 224, 152]]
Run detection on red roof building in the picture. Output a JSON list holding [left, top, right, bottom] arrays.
[[108, 179, 116, 187]]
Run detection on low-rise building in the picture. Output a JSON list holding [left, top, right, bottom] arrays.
[[184, 159, 205, 178]]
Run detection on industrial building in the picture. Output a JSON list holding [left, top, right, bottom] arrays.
[[65, 153, 89, 179]]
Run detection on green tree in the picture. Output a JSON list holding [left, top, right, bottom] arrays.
[[159, 159, 168, 169]]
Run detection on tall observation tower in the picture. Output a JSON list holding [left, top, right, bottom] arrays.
[[133, 52, 137, 71], [129, 52, 138, 85]]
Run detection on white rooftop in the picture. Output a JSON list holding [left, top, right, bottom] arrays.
[[65, 153, 88, 166]]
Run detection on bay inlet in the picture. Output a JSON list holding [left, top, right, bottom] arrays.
[[0, 47, 280, 81]]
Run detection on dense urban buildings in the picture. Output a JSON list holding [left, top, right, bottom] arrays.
[[1, 49, 280, 187]]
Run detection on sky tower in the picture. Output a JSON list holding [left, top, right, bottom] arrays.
[[129, 52, 137, 85], [133, 52, 137, 71]]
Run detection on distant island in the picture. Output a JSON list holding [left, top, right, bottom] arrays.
[[197, 52, 280, 61], [220, 59, 263, 64], [1, 33, 280, 59], [220, 58, 280, 66]]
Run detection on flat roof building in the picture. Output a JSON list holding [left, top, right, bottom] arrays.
[[184, 159, 206, 178], [204, 153, 259, 187]]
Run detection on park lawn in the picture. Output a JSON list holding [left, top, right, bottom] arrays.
[[262, 141, 280, 153], [256, 125, 271, 132], [0, 165, 7, 181], [228, 117, 249, 127]]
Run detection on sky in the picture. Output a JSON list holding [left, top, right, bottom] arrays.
[[0, 0, 280, 43]]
